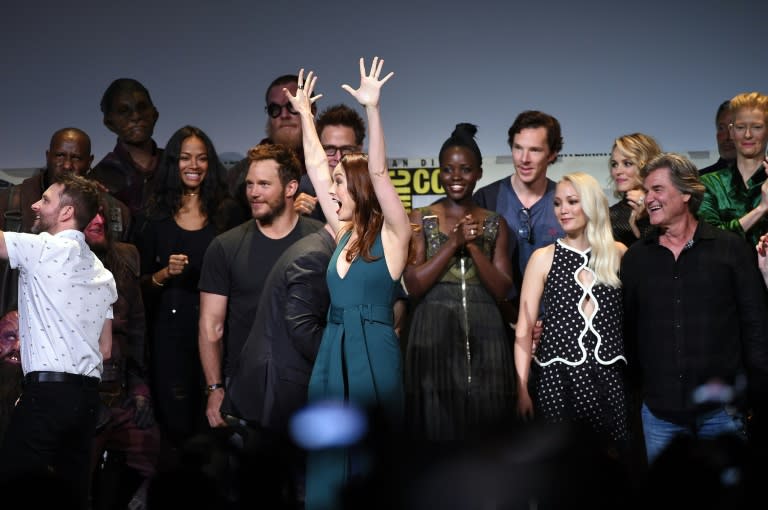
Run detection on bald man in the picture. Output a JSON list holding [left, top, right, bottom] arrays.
[[0, 128, 130, 314]]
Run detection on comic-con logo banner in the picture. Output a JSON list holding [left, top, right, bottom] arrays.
[[389, 158, 443, 211]]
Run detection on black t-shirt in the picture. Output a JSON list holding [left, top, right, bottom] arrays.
[[199, 216, 323, 376]]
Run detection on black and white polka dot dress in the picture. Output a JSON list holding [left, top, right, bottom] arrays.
[[533, 239, 628, 444]]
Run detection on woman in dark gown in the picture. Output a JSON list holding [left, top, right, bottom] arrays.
[[404, 123, 515, 441], [134, 126, 243, 451], [608, 133, 661, 245]]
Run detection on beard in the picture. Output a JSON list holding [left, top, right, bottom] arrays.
[[30, 218, 48, 235], [266, 119, 301, 151], [87, 239, 109, 256], [252, 194, 287, 225]]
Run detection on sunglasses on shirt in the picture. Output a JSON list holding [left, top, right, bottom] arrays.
[[518, 207, 533, 244]]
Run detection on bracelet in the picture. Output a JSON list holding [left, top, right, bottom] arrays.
[[206, 383, 224, 395], [151, 274, 164, 287]]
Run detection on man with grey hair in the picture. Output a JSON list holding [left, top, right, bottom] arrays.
[[621, 152, 768, 466]]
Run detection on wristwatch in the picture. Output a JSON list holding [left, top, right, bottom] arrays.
[[206, 382, 224, 395]]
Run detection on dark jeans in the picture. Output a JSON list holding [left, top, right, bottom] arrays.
[[0, 375, 99, 509]]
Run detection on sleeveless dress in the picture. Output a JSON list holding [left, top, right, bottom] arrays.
[[305, 230, 402, 510], [405, 211, 515, 440], [534, 239, 628, 445]]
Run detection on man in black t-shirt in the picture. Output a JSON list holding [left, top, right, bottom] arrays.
[[198, 144, 322, 428]]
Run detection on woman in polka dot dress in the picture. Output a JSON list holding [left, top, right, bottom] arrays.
[[514, 172, 629, 451]]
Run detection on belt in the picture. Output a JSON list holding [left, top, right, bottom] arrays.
[[328, 304, 393, 325], [24, 371, 100, 388]]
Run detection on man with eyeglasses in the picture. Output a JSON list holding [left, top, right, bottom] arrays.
[[699, 92, 768, 246], [293, 104, 366, 221], [226, 74, 319, 219], [699, 100, 736, 176], [474, 110, 565, 302]]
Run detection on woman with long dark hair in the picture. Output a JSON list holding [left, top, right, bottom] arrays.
[[134, 125, 243, 450]]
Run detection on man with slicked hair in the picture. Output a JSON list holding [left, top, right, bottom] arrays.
[[474, 110, 565, 309]]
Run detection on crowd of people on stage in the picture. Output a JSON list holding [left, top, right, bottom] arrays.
[[0, 56, 767, 509]]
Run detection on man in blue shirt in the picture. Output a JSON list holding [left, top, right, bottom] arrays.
[[474, 110, 565, 304]]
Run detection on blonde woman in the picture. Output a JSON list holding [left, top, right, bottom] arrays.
[[608, 133, 661, 245], [515, 172, 628, 449]]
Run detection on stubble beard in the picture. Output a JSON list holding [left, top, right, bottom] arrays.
[[253, 195, 287, 226]]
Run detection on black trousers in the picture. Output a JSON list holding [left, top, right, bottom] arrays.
[[0, 373, 99, 509]]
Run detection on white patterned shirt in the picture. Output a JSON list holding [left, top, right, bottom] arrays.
[[5, 230, 117, 378]]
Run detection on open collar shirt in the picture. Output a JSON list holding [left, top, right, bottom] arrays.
[[5, 230, 117, 378], [621, 221, 768, 424]]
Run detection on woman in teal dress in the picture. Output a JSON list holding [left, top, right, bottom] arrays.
[[404, 123, 515, 441], [287, 58, 412, 510]]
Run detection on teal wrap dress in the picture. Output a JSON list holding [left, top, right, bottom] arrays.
[[305, 230, 403, 510]]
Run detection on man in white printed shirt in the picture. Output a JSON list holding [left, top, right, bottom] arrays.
[[0, 173, 117, 509]]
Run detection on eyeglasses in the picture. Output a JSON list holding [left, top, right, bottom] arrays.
[[730, 123, 766, 136], [323, 145, 358, 157], [265, 102, 298, 118], [518, 207, 533, 244]]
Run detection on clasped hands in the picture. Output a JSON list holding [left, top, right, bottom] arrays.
[[451, 214, 483, 249]]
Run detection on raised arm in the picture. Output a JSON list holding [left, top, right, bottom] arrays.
[[343, 57, 411, 275], [285, 70, 340, 234]]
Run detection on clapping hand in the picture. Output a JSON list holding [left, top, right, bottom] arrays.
[[341, 56, 394, 108], [294, 192, 318, 216], [451, 214, 482, 250], [757, 233, 768, 289]]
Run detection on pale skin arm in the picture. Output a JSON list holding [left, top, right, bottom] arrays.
[[99, 318, 113, 362], [342, 57, 412, 279], [757, 233, 768, 289], [514, 245, 553, 420], [199, 291, 228, 428], [285, 70, 340, 234], [624, 188, 646, 239], [0, 231, 7, 260]]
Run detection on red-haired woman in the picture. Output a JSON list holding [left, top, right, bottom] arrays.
[[288, 57, 411, 510]]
